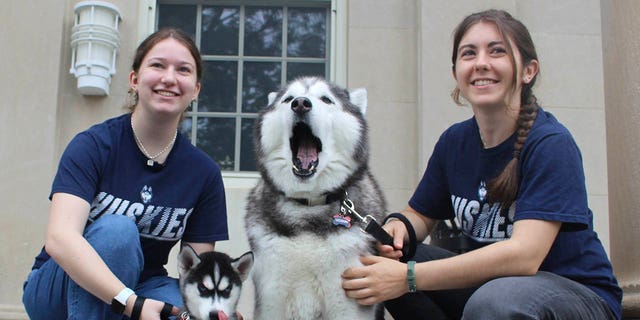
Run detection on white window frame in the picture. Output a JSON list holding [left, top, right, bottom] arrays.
[[137, 0, 346, 188]]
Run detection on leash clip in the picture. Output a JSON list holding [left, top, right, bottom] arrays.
[[340, 194, 376, 227]]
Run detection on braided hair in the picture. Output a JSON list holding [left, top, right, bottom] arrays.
[[451, 9, 540, 210]]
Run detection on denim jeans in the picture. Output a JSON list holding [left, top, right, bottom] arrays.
[[22, 215, 183, 320], [385, 244, 616, 320]]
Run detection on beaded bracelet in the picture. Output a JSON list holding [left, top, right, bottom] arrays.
[[407, 260, 417, 293]]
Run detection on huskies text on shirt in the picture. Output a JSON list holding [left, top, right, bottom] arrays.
[[31, 113, 229, 280]]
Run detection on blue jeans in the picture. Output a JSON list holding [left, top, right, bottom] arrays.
[[22, 215, 183, 320], [385, 244, 616, 320]]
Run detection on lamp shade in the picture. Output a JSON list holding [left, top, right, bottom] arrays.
[[70, 1, 122, 96]]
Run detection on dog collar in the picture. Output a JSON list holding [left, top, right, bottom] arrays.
[[290, 191, 344, 206]]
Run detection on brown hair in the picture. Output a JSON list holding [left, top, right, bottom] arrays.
[[451, 9, 539, 210], [127, 28, 203, 110]]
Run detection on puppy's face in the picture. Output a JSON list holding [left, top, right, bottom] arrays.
[[178, 246, 253, 320]]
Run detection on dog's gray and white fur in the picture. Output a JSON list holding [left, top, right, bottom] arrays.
[[178, 245, 253, 320], [245, 77, 387, 319]]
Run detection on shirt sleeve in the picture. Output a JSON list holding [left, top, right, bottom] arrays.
[[516, 132, 590, 229], [409, 130, 455, 220], [181, 164, 229, 243], [50, 132, 106, 204]]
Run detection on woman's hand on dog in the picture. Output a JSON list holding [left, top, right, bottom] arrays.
[[341, 255, 407, 305]]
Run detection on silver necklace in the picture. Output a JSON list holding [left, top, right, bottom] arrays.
[[131, 118, 177, 166], [479, 130, 487, 148]]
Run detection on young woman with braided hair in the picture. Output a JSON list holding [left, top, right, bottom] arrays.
[[342, 9, 621, 319]]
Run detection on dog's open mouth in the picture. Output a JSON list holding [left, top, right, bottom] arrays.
[[290, 122, 322, 178]]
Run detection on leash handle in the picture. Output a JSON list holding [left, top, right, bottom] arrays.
[[382, 213, 417, 263]]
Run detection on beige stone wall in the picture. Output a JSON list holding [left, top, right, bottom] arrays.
[[0, 0, 616, 318], [0, 0, 66, 317], [0, 0, 145, 317], [601, 0, 640, 316]]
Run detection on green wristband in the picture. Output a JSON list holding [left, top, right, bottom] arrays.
[[407, 260, 417, 293]]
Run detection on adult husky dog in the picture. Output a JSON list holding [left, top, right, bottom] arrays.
[[245, 77, 386, 319], [178, 245, 254, 320]]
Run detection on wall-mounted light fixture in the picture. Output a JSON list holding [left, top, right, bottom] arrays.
[[70, 1, 122, 96]]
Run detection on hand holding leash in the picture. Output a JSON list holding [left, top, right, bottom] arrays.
[[382, 213, 417, 263], [339, 195, 416, 262]]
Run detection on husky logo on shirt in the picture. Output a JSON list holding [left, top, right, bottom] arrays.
[[89, 191, 193, 240], [451, 194, 515, 242], [477, 180, 487, 202], [140, 185, 152, 204]]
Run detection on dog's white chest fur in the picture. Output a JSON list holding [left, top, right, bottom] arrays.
[[251, 228, 376, 319]]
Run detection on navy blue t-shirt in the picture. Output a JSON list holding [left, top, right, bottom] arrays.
[[409, 109, 622, 319], [32, 113, 229, 280]]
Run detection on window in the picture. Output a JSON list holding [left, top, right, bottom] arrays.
[[155, 1, 333, 173]]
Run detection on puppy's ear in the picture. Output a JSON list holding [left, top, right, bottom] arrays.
[[349, 88, 367, 115], [178, 245, 200, 277], [232, 251, 254, 282]]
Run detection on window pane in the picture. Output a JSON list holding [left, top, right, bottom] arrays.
[[287, 7, 326, 58], [157, 5, 197, 39], [244, 7, 283, 57], [240, 118, 257, 171], [201, 6, 240, 55], [196, 117, 235, 171], [179, 117, 193, 140], [243, 61, 281, 113], [287, 62, 326, 82], [157, 2, 331, 173], [199, 61, 238, 112]]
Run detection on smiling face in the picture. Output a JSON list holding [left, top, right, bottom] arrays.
[[453, 21, 537, 111], [129, 37, 201, 118]]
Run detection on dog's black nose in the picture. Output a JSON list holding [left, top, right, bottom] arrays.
[[291, 97, 312, 114]]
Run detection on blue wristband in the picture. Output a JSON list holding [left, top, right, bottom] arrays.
[[407, 260, 417, 293]]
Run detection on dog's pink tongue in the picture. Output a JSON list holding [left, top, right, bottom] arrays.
[[218, 310, 229, 320], [297, 143, 318, 168]]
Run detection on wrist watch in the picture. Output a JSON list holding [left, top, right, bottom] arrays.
[[111, 287, 135, 314]]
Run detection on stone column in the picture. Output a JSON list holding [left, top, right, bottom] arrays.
[[601, 0, 640, 317]]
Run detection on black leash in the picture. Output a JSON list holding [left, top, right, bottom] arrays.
[[130, 297, 174, 320], [338, 193, 417, 263]]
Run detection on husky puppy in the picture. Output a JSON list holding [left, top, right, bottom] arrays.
[[178, 245, 254, 320], [245, 77, 387, 319]]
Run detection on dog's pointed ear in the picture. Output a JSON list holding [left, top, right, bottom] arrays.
[[232, 251, 254, 282], [268, 92, 279, 106], [349, 88, 367, 115], [177, 245, 201, 277]]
